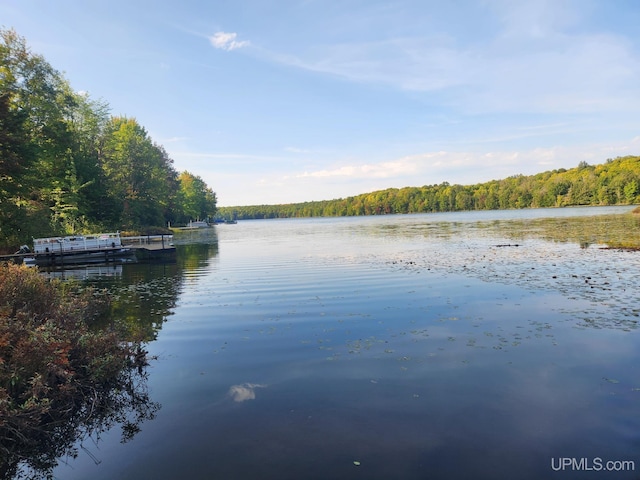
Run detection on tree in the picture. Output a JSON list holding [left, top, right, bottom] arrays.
[[1, 29, 92, 236], [0, 28, 75, 242], [0, 29, 218, 247], [624, 180, 638, 204], [101, 117, 178, 228], [66, 93, 113, 227], [0, 88, 34, 247], [177, 171, 217, 222], [219, 156, 640, 220]]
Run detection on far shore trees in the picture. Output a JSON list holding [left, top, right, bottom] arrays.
[[219, 155, 640, 220]]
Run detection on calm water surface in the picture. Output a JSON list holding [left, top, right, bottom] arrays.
[[51, 206, 640, 480]]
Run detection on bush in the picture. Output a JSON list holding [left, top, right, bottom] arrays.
[[0, 263, 157, 479]]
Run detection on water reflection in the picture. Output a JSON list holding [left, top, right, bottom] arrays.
[[342, 210, 640, 331], [40, 264, 123, 280], [355, 209, 640, 248], [228, 383, 267, 402], [3, 231, 221, 479], [85, 229, 219, 342], [485, 212, 640, 248], [1, 362, 159, 480], [43, 209, 640, 479]]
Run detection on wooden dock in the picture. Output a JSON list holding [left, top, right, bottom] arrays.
[[121, 235, 176, 261]]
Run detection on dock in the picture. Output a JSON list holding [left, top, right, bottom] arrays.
[[121, 235, 176, 261], [1, 234, 176, 266], [1, 246, 134, 267]]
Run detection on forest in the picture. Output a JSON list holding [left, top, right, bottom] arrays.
[[0, 29, 217, 251], [218, 156, 640, 220]]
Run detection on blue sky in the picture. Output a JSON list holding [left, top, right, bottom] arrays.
[[2, 0, 640, 206]]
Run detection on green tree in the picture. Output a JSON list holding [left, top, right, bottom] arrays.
[[0, 28, 78, 240], [66, 93, 113, 227], [177, 171, 217, 222], [624, 179, 638, 204], [101, 117, 178, 228], [0, 29, 218, 247], [0, 89, 34, 249]]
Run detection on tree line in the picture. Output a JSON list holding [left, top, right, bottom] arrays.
[[0, 29, 216, 251], [219, 156, 640, 220]]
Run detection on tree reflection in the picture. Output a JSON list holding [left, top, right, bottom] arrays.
[[0, 264, 161, 480], [1, 351, 159, 480], [90, 230, 219, 342]]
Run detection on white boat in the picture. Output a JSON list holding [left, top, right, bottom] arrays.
[[33, 232, 124, 254], [30, 232, 134, 266]]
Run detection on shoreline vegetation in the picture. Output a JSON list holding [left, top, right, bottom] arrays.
[[0, 29, 216, 253], [0, 263, 158, 480], [217, 156, 640, 220]]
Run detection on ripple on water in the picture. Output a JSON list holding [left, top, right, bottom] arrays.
[[52, 208, 640, 480]]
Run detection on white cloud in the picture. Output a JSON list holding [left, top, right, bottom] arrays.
[[296, 158, 421, 180], [285, 140, 639, 190], [209, 32, 250, 51]]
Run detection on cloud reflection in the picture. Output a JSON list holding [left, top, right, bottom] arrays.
[[228, 383, 267, 402]]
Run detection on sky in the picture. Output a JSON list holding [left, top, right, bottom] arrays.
[[2, 0, 640, 206]]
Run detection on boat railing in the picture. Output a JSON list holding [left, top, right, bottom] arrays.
[[32, 233, 123, 254]]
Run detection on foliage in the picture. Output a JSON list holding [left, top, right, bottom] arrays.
[[0, 264, 158, 479], [219, 156, 640, 220], [100, 117, 178, 228], [0, 29, 216, 251], [176, 171, 217, 223]]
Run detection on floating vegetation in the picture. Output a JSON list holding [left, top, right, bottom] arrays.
[[352, 211, 640, 331]]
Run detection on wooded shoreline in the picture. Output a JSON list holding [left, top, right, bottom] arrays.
[[1, 29, 216, 252], [218, 156, 640, 220]]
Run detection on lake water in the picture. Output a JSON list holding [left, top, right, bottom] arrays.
[[49, 206, 640, 480]]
